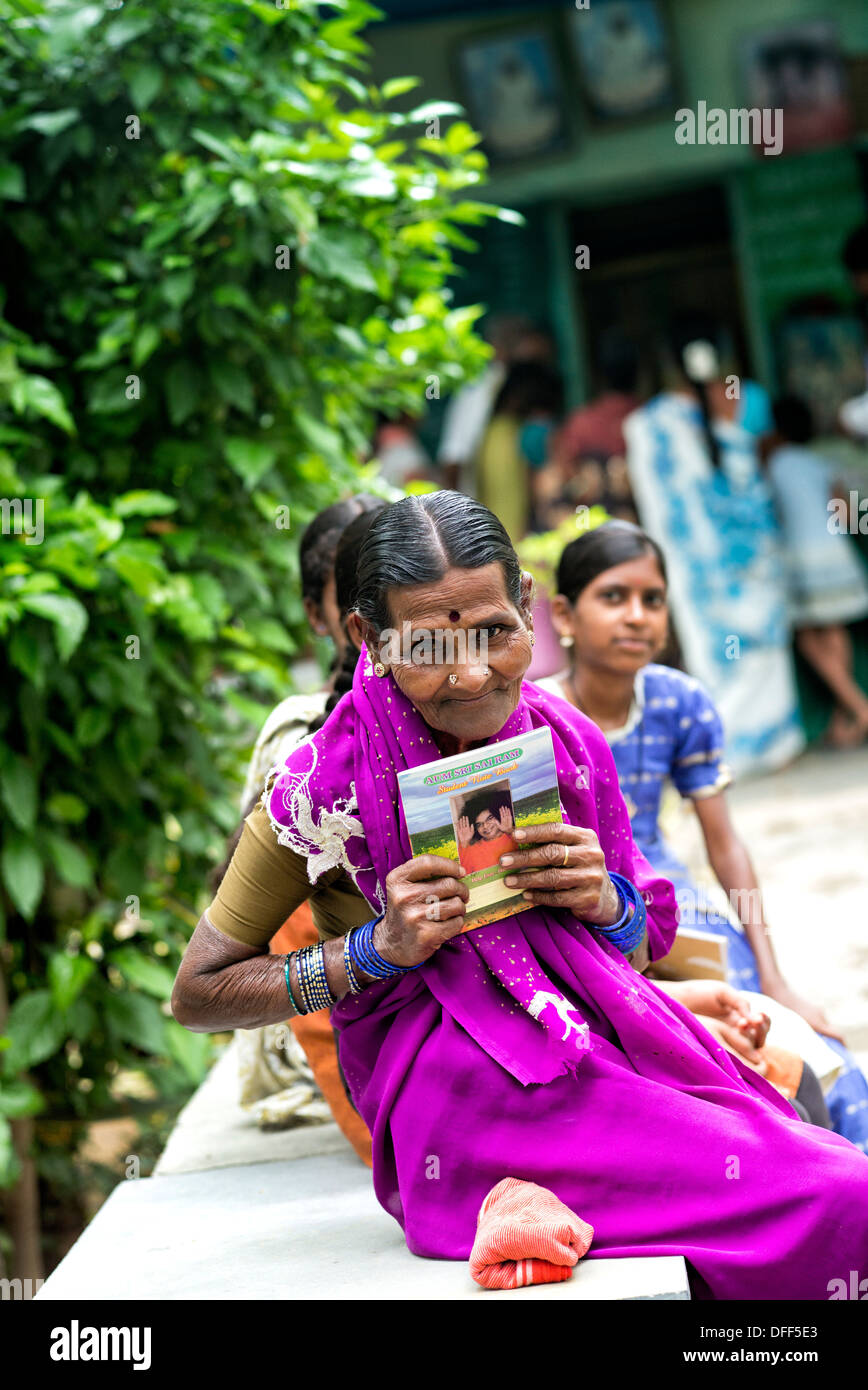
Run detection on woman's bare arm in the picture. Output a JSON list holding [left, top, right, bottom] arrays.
[[692, 793, 779, 982], [172, 853, 471, 1033], [692, 792, 842, 1039], [171, 913, 362, 1032], [625, 936, 650, 973]]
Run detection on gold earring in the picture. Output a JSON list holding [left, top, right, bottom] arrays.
[[374, 661, 386, 678], [559, 634, 574, 648], [529, 632, 535, 647]]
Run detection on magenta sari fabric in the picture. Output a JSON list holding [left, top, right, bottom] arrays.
[[268, 653, 868, 1299]]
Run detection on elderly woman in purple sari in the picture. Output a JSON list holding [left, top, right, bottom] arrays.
[[172, 492, 868, 1300]]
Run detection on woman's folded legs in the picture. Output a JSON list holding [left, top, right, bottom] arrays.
[[378, 1024, 868, 1300]]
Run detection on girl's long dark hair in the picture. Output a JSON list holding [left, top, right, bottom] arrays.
[[354, 490, 522, 633], [306, 505, 386, 733], [665, 313, 725, 470], [299, 493, 382, 606], [556, 520, 667, 605]]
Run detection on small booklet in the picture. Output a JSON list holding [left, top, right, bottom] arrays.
[[396, 727, 563, 932]]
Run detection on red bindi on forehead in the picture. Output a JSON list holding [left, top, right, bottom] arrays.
[[448, 610, 460, 622]]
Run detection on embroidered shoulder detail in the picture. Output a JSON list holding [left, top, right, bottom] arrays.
[[261, 751, 384, 910], [262, 742, 360, 877]]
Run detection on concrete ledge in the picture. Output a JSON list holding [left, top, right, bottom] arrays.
[[38, 1150, 689, 1301], [154, 1039, 353, 1177]]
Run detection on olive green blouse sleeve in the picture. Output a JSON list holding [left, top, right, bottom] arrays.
[[205, 796, 376, 948], [203, 799, 314, 949]]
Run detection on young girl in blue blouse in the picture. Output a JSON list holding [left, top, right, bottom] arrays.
[[538, 519, 868, 1150]]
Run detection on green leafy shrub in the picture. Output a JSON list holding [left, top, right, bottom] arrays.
[[0, 0, 510, 1251]]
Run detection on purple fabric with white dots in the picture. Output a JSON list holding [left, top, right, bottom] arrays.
[[266, 650, 868, 1296]]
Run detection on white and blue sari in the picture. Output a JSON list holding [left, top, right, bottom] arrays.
[[623, 391, 805, 776]]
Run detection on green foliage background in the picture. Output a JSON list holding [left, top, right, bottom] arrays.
[[0, 0, 511, 1257]]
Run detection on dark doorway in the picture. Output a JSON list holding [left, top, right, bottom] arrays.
[[571, 182, 748, 394]]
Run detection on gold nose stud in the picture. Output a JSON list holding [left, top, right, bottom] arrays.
[[448, 673, 458, 686]]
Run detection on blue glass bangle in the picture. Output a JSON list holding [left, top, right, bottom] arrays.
[[598, 877, 633, 935], [348, 914, 425, 980], [594, 873, 647, 955]]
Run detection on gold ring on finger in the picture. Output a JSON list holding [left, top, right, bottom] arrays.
[[562, 845, 570, 867]]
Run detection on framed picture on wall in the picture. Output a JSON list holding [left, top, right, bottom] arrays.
[[566, 0, 678, 124], [740, 20, 853, 155], [455, 21, 571, 165], [775, 314, 866, 438]]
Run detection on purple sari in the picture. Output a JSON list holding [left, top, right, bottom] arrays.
[[268, 652, 868, 1299]]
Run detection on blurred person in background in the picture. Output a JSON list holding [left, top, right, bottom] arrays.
[[553, 327, 641, 472], [436, 314, 552, 494], [475, 358, 564, 541], [239, 495, 384, 809], [765, 394, 868, 746], [371, 411, 431, 491], [539, 520, 868, 1151], [545, 326, 642, 526], [623, 311, 804, 776]]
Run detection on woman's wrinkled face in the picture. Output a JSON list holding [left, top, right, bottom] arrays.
[[553, 552, 668, 675], [370, 562, 534, 745]]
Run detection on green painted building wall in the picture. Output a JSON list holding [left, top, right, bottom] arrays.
[[368, 0, 868, 402]]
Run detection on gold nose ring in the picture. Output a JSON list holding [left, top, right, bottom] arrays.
[[448, 673, 458, 686]]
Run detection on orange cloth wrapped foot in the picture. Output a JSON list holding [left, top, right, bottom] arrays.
[[470, 1177, 594, 1290]]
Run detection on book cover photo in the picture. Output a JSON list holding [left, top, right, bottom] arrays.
[[396, 726, 563, 931]]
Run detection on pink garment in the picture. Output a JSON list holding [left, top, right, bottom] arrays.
[[553, 392, 639, 467]]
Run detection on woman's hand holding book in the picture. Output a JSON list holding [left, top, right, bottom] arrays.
[[374, 855, 470, 969], [499, 822, 621, 927]]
